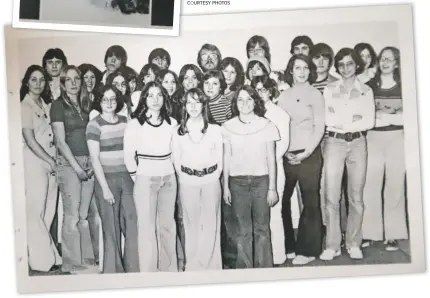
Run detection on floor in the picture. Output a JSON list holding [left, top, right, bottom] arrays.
[[29, 239, 410, 276]]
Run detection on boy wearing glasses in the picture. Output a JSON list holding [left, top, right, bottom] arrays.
[[197, 44, 222, 72]]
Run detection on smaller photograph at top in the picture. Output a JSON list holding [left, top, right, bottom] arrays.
[[14, 0, 180, 36]]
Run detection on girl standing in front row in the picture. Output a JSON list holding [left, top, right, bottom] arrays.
[[123, 81, 178, 272], [222, 85, 279, 268], [171, 88, 223, 271]]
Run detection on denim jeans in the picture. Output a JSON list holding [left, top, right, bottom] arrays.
[[94, 172, 139, 273], [134, 174, 178, 272], [56, 155, 95, 272], [229, 175, 273, 268], [324, 136, 367, 250], [282, 148, 323, 257], [320, 137, 349, 233], [362, 130, 408, 241], [179, 180, 222, 271]]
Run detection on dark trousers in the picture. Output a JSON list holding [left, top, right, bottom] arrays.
[[229, 175, 273, 269], [282, 148, 323, 257], [94, 172, 139, 273], [221, 200, 237, 269]]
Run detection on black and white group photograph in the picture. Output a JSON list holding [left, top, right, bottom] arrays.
[[15, 0, 178, 35], [4, 3, 425, 294]]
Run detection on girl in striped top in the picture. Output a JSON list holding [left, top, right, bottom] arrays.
[[86, 85, 139, 273], [171, 88, 223, 271], [123, 81, 178, 272], [200, 70, 231, 125]]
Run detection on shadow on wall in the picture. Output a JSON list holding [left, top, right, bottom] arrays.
[[19, 0, 41, 20]]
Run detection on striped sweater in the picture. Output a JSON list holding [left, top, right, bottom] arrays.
[[85, 115, 128, 175], [208, 94, 232, 125]]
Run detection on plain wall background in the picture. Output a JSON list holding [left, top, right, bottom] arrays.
[[17, 20, 398, 79]]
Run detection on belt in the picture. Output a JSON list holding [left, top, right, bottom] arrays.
[[181, 164, 218, 177], [327, 131, 367, 142]]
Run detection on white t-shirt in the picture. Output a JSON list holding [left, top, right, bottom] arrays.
[[221, 116, 280, 176], [171, 123, 223, 185]]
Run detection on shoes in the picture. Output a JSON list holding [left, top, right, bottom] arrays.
[[347, 247, 363, 259], [320, 249, 341, 261], [286, 252, 296, 260], [361, 239, 374, 248], [292, 255, 316, 265], [385, 240, 400, 251]]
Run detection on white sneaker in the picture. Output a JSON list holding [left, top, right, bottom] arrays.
[[320, 249, 341, 261], [286, 252, 296, 260], [292, 255, 316, 265], [348, 247, 363, 259]]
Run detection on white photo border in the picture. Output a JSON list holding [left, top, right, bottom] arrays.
[[5, 3, 425, 294], [12, 0, 181, 36]]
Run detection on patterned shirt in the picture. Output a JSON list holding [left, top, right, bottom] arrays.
[[85, 115, 128, 175], [208, 94, 232, 125]]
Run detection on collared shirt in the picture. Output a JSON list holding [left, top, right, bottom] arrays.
[[277, 82, 325, 154], [323, 77, 375, 133], [264, 100, 290, 161], [21, 94, 55, 157]]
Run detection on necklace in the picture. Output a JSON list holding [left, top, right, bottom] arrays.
[[187, 130, 205, 144]]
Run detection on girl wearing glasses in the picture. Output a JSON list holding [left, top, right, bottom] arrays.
[[354, 43, 378, 84], [362, 47, 407, 252], [90, 70, 134, 120], [86, 85, 139, 273], [171, 88, 223, 271], [124, 81, 178, 272], [251, 75, 291, 266], [277, 54, 325, 265], [221, 85, 279, 268]]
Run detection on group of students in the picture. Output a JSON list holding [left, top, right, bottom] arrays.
[[20, 33, 408, 275]]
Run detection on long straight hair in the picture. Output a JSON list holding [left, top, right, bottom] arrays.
[[373, 46, 401, 87], [130, 81, 172, 126], [59, 65, 91, 114], [105, 70, 133, 116], [178, 88, 209, 136], [20, 65, 51, 104]]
